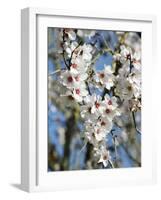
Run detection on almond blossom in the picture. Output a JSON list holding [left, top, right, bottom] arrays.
[[119, 45, 133, 64], [101, 95, 120, 120], [50, 28, 142, 169], [72, 84, 88, 102], [97, 146, 111, 167], [115, 77, 134, 100], [94, 65, 115, 90]]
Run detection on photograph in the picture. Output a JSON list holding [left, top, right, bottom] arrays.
[[47, 27, 141, 171]]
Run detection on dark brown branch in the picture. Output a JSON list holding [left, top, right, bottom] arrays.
[[60, 110, 77, 170], [102, 88, 109, 100], [110, 130, 118, 160], [108, 160, 114, 168], [132, 111, 141, 135], [62, 29, 70, 70], [129, 55, 133, 73], [68, 41, 83, 67], [113, 60, 122, 76], [62, 50, 70, 69], [62, 29, 82, 70], [85, 81, 91, 95]]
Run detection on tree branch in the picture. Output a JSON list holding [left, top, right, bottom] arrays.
[[62, 29, 70, 70], [110, 129, 118, 160], [68, 41, 83, 67], [85, 81, 91, 95], [102, 87, 109, 100], [132, 111, 141, 135]]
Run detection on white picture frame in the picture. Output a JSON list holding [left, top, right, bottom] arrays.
[[21, 7, 157, 192]]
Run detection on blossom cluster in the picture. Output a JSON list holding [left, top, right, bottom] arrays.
[[114, 44, 141, 113], [57, 29, 141, 168]]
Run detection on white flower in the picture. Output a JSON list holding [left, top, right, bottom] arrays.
[[84, 94, 104, 115], [97, 147, 110, 167], [80, 103, 98, 121], [118, 61, 131, 77], [83, 113, 113, 143], [64, 29, 76, 41], [129, 98, 141, 112], [81, 44, 93, 62], [72, 84, 88, 102], [60, 69, 88, 88], [72, 44, 93, 62], [119, 45, 132, 64], [65, 41, 78, 58], [84, 121, 110, 143], [113, 53, 121, 61], [94, 65, 115, 90], [85, 123, 107, 144], [132, 51, 141, 62], [69, 44, 93, 75], [128, 73, 141, 98], [61, 81, 88, 103], [93, 126, 107, 142], [86, 117, 112, 142], [84, 122, 99, 145], [125, 49, 141, 73], [72, 71, 88, 82], [115, 77, 134, 100], [103, 94, 118, 110], [101, 94, 120, 120], [70, 58, 88, 74], [116, 45, 141, 74], [124, 32, 141, 52], [133, 61, 141, 72], [77, 30, 96, 38], [60, 70, 76, 89], [132, 52, 141, 72], [96, 117, 113, 132], [84, 130, 96, 145], [102, 105, 119, 121]]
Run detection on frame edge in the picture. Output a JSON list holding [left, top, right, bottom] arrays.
[[21, 7, 30, 192], [21, 7, 37, 192]]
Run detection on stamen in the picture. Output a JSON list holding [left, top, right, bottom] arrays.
[[67, 76, 73, 83]]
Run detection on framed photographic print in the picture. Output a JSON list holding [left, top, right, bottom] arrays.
[[21, 8, 156, 192]]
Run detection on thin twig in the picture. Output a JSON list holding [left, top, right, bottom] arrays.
[[62, 50, 70, 69], [62, 29, 82, 70], [102, 34, 114, 55], [85, 81, 91, 95], [68, 41, 82, 67], [108, 160, 114, 168], [102, 87, 109, 100], [48, 69, 61, 76], [79, 140, 88, 154], [62, 29, 70, 70], [129, 55, 133, 73]]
